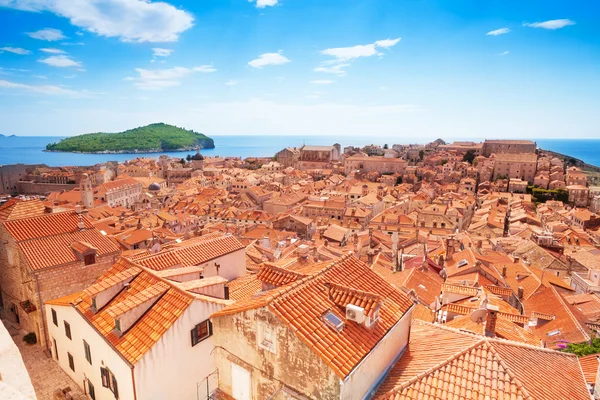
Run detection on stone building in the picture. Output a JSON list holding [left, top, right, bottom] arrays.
[[0, 199, 120, 349], [492, 153, 537, 184], [482, 139, 536, 157], [344, 156, 407, 175], [210, 255, 415, 399]]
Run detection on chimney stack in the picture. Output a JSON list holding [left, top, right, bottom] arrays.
[[517, 286, 524, 299], [513, 256, 520, 264], [485, 305, 499, 337], [502, 265, 507, 277], [446, 237, 455, 260]]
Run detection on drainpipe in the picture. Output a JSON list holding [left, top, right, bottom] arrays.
[[33, 272, 49, 351]]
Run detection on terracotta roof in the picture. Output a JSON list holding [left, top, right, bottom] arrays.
[[74, 258, 194, 365], [212, 254, 414, 378], [227, 274, 262, 301], [376, 321, 590, 400], [445, 315, 541, 347], [0, 198, 46, 221], [441, 283, 479, 297], [132, 234, 244, 271], [523, 285, 589, 348], [325, 282, 381, 318], [579, 353, 599, 384], [3, 210, 94, 241], [257, 263, 306, 287], [18, 228, 120, 270]]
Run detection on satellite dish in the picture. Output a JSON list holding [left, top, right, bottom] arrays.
[[470, 308, 487, 323]]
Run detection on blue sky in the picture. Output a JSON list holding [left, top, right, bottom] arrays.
[[0, 0, 598, 138]]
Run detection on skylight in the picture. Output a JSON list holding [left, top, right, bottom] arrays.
[[457, 259, 469, 268], [323, 310, 344, 332], [547, 329, 560, 337]]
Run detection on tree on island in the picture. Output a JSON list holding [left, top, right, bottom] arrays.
[[463, 149, 476, 164]]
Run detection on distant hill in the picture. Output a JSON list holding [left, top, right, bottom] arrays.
[[45, 123, 214, 153]]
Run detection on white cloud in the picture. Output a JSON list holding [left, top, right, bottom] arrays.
[[0, 79, 83, 96], [249, 0, 278, 8], [0, 46, 30, 55], [486, 28, 510, 36], [306, 94, 321, 99], [26, 28, 66, 41], [314, 63, 350, 76], [310, 80, 334, 85], [320, 37, 401, 62], [499, 51, 510, 56], [38, 55, 82, 68], [374, 38, 401, 48], [32, 75, 47, 79], [152, 48, 173, 57], [225, 80, 238, 86], [6, 0, 194, 42], [523, 19, 575, 30], [40, 48, 65, 54], [127, 65, 216, 90], [248, 52, 290, 68]]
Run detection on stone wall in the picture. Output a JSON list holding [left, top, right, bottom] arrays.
[[17, 181, 77, 195], [212, 306, 340, 399]]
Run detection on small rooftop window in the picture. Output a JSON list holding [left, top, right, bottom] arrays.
[[323, 310, 344, 332], [547, 329, 560, 337], [457, 259, 469, 268]]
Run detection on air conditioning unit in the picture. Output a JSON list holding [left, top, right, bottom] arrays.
[[346, 304, 365, 324]]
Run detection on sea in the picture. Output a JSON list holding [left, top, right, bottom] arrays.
[[0, 135, 599, 168]]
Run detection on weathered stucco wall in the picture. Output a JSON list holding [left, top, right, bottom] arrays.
[[212, 306, 341, 399]]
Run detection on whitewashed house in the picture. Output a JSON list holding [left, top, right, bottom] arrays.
[[45, 234, 243, 400]]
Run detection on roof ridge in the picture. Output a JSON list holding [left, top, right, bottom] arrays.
[[380, 339, 490, 398], [268, 253, 356, 307], [484, 342, 534, 400], [551, 285, 590, 341]]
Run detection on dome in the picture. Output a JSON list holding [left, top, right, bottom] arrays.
[[148, 182, 161, 191], [191, 150, 204, 161]]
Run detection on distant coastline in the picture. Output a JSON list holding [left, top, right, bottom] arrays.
[[43, 145, 203, 155]]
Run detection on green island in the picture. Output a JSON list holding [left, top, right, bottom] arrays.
[[45, 123, 214, 154]]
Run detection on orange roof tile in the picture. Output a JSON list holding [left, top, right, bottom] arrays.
[[376, 321, 590, 400], [18, 228, 120, 271], [257, 263, 306, 287], [74, 258, 193, 365], [579, 353, 599, 384], [213, 254, 414, 379], [0, 198, 46, 221], [3, 210, 94, 241], [132, 234, 244, 271]]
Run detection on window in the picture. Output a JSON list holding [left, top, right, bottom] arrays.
[[84, 340, 92, 364], [53, 338, 59, 361], [114, 319, 121, 333], [88, 380, 96, 400], [68, 352, 75, 372], [64, 321, 72, 340], [52, 308, 58, 326], [191, 320, 212, 346], [101, 367, 119, 399], [84, 253, 96, 265]]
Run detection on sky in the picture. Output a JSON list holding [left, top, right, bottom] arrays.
[[0, 0, 598, 138]]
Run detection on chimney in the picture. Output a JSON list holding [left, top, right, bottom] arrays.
[[513, 256, 520, 263], [77, 215, 85, 230], [476, 240, 483, 249], [224, 285, 230, 300], [502, 265, 507, 277], [446, 237, 455, 260], [485, 305, 499, 337], [75, 204, 83, 214], [517, 286, 524, 299]]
